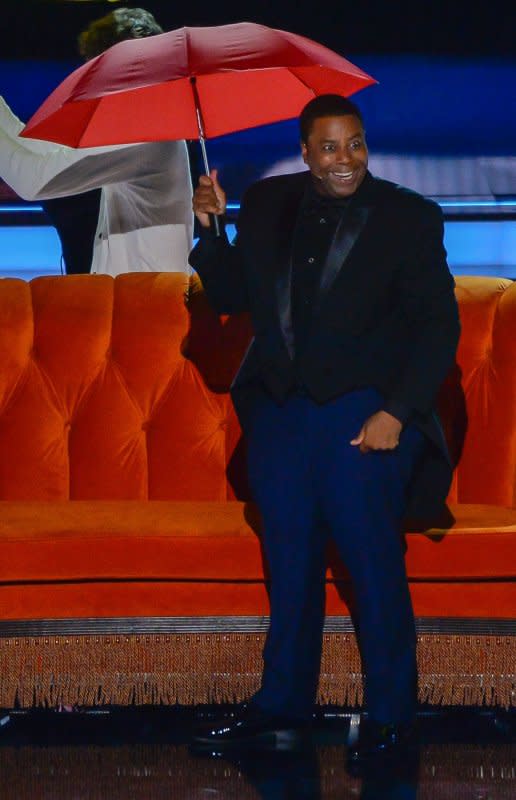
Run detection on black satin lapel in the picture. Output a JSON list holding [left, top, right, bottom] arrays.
[[275, 256, 295, 360], [274, 182, 307, 361], [313, 206, 371, 316]]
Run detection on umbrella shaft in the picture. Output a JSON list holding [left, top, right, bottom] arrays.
[[198, 135, 211, 176], [190, 76, 220, 236], [190, 77, 207, 147]]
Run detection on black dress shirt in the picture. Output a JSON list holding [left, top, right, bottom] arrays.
[[291, 181, 350, 385]]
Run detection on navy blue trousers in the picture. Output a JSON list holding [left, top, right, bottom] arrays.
[[245, 387, 425, 724]]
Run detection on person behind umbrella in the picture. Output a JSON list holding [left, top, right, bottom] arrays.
[[189, 94, 460, 765], [0, 8, 193, 276]]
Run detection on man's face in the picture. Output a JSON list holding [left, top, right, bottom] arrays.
[[301, 114, 368, 198]]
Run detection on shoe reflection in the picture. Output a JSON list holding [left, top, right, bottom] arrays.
[[190, 746, 322, 799], [189, 745, 419, 799], [353, 747, 420, 800]]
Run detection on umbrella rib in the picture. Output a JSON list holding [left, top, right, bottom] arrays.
[[73, 98, 104, 147], [184, 26, 191, 75], [286, 67, 319, 96]]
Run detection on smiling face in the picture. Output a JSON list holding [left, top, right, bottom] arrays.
[[301, 114, 368, 198]]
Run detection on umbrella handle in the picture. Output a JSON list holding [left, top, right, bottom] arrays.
[[191, 77, 221, 238], [198, 136, 221, 238]]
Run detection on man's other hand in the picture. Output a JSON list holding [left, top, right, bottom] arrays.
[[192, 169, 226, 229], [350, 410, 402, 454]]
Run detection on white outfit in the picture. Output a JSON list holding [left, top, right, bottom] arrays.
[[0, 97, 193, 276]]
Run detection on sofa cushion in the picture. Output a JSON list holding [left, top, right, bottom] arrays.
[[0, 501, 515, 583]]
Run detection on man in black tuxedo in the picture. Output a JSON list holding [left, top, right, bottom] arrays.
[[189, 95, 460, 762]]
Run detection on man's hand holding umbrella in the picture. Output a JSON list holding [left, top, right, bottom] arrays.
[[193, 169, 226, 230]]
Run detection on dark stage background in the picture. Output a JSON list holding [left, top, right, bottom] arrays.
[[3, 1, 514, 60]]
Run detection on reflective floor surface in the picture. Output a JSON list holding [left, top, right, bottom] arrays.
[[0, 707, 513, 799]]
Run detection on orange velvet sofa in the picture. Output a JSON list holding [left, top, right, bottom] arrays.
[[0, 272, 514, 709]]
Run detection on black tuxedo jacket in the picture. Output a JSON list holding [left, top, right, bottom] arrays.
[[189, 170, 461, 522]]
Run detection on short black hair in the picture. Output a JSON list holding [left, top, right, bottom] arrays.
[[78, 8, 163, 60], [299, 94, 364, 143]]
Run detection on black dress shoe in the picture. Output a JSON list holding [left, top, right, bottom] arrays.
[[191, 703, 311, 751], [347, 719, 418, 764]]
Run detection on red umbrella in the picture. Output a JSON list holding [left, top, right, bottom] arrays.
[[22, 22, 376, 149]]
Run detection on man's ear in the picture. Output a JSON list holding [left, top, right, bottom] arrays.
[[300, 141, 308, 164]]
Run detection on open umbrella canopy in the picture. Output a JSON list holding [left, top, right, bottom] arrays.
[[21, 22, 376, 147]]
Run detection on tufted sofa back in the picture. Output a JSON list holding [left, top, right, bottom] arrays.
[[445, 277, 516, 507], [0, 273, 246, 501], [0, 273, 514, 506]]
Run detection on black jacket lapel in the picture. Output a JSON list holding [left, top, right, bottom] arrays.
[[313, 173, 376, 316], [273, 174, 309, 360], [313, 206, 371, 315]]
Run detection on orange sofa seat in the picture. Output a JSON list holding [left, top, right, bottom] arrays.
[[0, 500, 514, 620], [0, 499, 514, 626]]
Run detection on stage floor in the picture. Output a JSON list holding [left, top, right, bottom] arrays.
[[0, 706, 513, 798]]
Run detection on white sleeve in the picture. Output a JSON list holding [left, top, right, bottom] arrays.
[[0, 95, 150, 200], [0, 98, 24, 138], [0, 97, 68, 155]]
